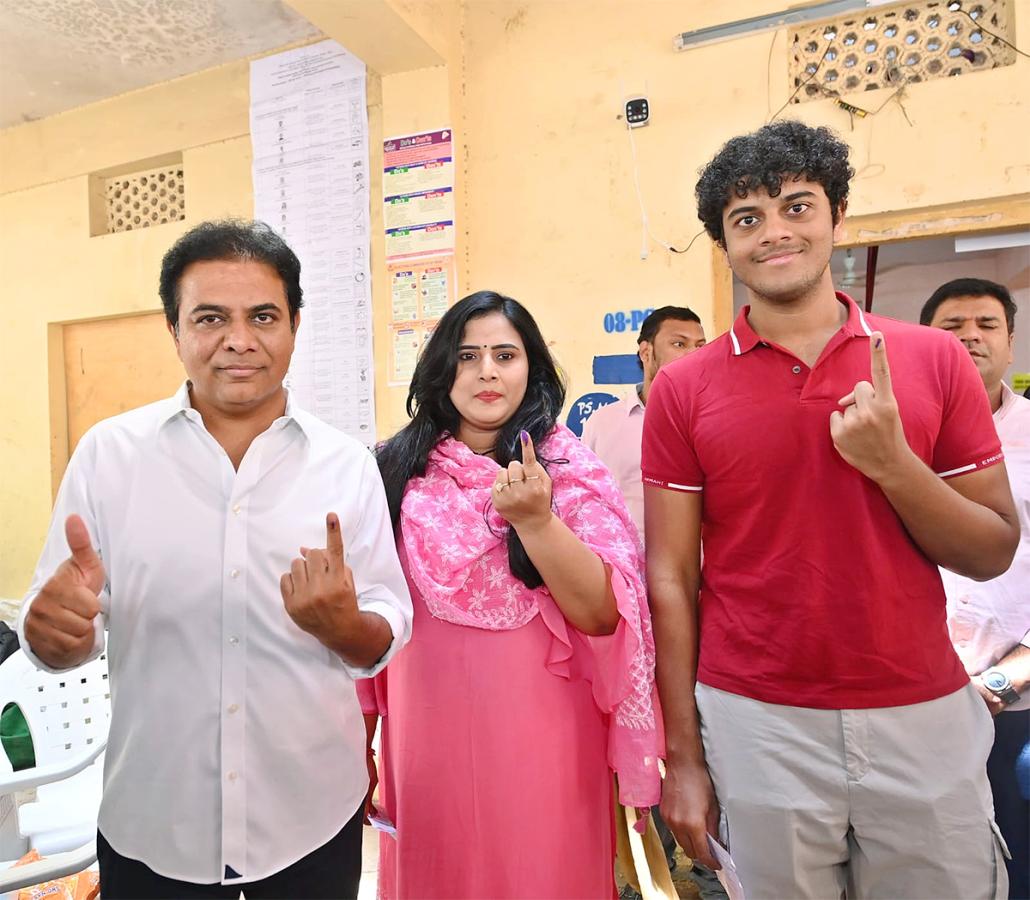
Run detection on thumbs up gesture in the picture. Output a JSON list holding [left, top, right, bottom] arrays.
[[829, 332, 911, 482], [24, 514, 106, 669]]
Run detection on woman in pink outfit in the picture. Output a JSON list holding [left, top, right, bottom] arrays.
[[362, 291, 661, 898]]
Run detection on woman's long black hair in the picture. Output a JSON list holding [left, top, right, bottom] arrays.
[[377, 290, 567, 588]]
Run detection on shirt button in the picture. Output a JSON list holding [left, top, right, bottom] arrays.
[[232, 504, 241, 515], [227, 771, 238, 782], [228, 703, 239, 714], [229, 636, 239, 646], [958, 640, 968, 648], [960, 595, 971, 604], [230, 569, 240, 579], [792, 365, 802, 374]]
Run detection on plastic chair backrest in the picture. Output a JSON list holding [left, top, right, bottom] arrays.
[[0, 651, 109, 770]]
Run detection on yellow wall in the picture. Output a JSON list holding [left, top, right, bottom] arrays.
[[0, 61, 257, 599], [457, 0, 1030, 398], [2, 0, 1029, 596]]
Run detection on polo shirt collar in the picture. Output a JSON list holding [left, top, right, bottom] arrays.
[[162, 380, 308, 435], [728, 291, 874, 356]]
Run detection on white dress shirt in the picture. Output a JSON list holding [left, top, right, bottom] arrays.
[[580, 388, 646, 539], [18, 384, 413, 884], [942, 382, 1030, 712]]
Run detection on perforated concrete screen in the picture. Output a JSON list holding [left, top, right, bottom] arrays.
[[102, 164, 184, 234], [788, 0, 1016, 100]]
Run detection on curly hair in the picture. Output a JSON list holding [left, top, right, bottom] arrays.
[[696, 121, 854, 245]]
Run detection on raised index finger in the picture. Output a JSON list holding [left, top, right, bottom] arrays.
[[325, 512, 345, 563], [870, 331, 894, 398], [519, 429, 537, 467]]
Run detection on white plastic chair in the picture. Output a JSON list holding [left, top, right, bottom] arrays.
[[0, 649, 109, 894]]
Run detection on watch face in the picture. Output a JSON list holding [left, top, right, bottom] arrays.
[[984, 671, 1008, 691]]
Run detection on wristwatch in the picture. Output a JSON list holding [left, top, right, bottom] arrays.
[[981, 668, 1021, 706]]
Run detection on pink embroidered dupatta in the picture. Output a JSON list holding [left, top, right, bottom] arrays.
[[399, 424, 662, 806]]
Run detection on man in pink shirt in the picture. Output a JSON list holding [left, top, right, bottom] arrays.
[[581, 307, 706, 539], [922, 277, 1030, 898]]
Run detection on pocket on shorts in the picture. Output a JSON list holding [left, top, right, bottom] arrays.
[[989, 818, 1011, 861], [989, 818, 1011, 900], [718, 806, 731, 853]]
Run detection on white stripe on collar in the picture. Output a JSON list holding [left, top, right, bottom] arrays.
[[856, 306, 874, 336], [729, 327, 742, 356]]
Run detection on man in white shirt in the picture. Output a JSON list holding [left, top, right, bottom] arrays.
[[18, 220, 413, 899], [581, 306, 707, 538], [922, 277, 1030, 898]]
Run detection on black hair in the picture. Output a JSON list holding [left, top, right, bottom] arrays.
[[377, 290, 567, 588], [919, 277, 1017, 334], [696, 121, 854, 245], [158, 219, 303, 329], [637, 306, 702, 345]]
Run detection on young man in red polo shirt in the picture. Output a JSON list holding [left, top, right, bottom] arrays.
[[642, 121, 1019, 898]]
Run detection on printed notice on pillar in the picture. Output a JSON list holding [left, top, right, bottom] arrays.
[[384, 129, 455, 261], [388, 256, 456, 324]]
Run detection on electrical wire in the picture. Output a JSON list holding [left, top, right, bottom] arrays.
[[769, 41, 833, 122], [625, 123, 704, 255], [955, 5, 1030, 59]]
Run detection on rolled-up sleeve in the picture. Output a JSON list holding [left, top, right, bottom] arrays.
[[343, 453, 412, 679]]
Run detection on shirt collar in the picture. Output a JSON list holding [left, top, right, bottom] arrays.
[[629, 384, 645, 413], [996, 381, 1019, 422], [161, 381, 308, 435], [729, 291, 873, 356]]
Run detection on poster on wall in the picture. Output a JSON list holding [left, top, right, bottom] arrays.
[[250, 39, 377, 444], [388, 257, 456, 323], [386, 256, 455, 386], [384, 128, 457, 386]]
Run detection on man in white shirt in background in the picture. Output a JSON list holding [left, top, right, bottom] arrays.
[[18, 220, 413, 899], [922, 277, 1030, 898], [582, 306, 707, 538]]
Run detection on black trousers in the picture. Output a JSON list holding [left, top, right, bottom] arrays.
[[98, 806, 363, 900]]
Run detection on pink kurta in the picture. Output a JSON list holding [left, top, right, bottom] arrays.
[[363, 548, 618, 898], [359, 426, 661, 898]]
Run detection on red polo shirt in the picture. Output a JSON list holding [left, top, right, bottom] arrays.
[[642, 293, 1004, 709]]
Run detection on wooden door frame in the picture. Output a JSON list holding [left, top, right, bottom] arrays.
[[712, 192, 1030, 334], [47, 308, 170, 500]]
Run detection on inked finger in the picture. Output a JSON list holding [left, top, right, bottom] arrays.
[[870, 331, 894, 397], [519, 429, 537, 467], [326, 513, 345, 564]]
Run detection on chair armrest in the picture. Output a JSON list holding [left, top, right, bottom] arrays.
[[0, 838, 97, 892], [0, 742, 105, 794]]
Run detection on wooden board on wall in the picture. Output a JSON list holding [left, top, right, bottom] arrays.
[[63, 312, 185, 457]]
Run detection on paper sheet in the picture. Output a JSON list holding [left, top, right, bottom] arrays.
[[250, 40, 376, 444], [707, 835, 746, 900]]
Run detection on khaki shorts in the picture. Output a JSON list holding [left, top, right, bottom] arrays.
[[696, 682, 1009, 900]]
